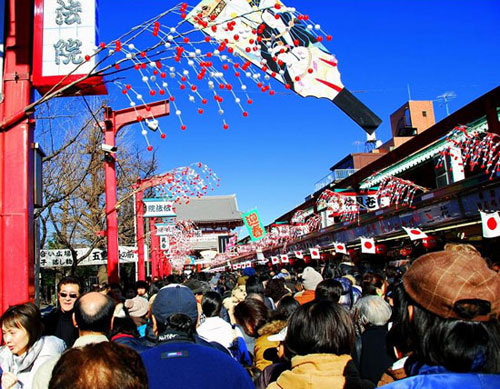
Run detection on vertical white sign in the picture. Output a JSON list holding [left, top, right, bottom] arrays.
[[42, 0, 97, 77]]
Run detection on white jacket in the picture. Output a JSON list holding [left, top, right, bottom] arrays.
[[0, 335, 65, 389], [196, 317, 242, 350]]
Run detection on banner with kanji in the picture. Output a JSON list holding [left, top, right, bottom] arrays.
[[242, 208, 267, 242]]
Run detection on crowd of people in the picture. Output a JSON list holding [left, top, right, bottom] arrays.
[[0, 243, 499, 388]]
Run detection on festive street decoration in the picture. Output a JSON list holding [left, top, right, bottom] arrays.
[[149, 162, 220, 204], [436, 126, 500, 181], [480, 210, 500, 238], [334, 242, 347, 254], [44, 1, 381, 150], [421, 236, 437, 250], [309, 247, 320, 259], [372, 176, 426, 209], [360, 237, 376, 254], [317, 189, 362, 224], [402, 227, 428, 241], [291, 210, 307, 224], [242, 208, 267, 241]]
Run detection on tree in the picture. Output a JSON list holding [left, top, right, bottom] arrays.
[[35, 96, 157, 276]]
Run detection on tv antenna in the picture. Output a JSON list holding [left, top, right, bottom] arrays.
[[435, 91, 456, 116]]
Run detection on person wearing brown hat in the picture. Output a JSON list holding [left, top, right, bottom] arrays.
[[381, 245, 500, 388]]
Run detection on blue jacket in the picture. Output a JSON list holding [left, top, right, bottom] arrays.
[[141, 340, 255, 389], [381, 364, 500, 389]]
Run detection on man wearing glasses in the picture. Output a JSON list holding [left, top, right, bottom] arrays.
[[42, 276, 81, 347]]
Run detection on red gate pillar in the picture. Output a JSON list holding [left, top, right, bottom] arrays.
[[135, 187, 146, 280], [0, 0, 35, 314], [149, 218, 160, 278]]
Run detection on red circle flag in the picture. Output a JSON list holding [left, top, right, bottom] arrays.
[[487, 217, 498, 230], [337, 245, 343, 250], [312, 250, 318, 256], [410, 229, 421, 235], [364, 242, 373, 249]]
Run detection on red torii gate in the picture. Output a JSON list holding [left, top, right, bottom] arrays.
[[132, 172, 174, 280]]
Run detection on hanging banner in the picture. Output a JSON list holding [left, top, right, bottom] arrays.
[[188, 0, 381, 133], [40, 246, 138, 268], [242, 208, 266, 241], [33, 0, 106, 95], [143, 199, 176, 218]]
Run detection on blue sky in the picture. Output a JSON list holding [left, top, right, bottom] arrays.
[[98, 0, 500, 234]]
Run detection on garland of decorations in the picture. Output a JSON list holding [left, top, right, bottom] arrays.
[[317, 189, 362, 224], [435, 125, 500, 181], [375, 176, 426, 209]]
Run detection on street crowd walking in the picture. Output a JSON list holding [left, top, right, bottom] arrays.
[[0, 243, 499, 388]]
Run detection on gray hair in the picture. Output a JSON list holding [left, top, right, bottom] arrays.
[[354, 295, 392, 328]]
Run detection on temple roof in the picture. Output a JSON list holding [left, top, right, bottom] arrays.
[[175, 195, 243, 224]]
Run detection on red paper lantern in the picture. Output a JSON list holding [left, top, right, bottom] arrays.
[[303, 255, 312, 264], [375, 244, 388, 255], [400, 247, 413, 257], [422, 236, 437, 250]]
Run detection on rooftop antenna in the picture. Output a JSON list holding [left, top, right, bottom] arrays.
[[435, 91, 456, 116], [407, 84, 412, 101]]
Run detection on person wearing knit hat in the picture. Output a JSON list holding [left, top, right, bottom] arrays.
[[294, 267, 323, 305], [124, 296, 149, 327], [382, 245, 500, 389]]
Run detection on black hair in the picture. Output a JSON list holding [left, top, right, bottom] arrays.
[[233, 298, 270, 337], [135, 281, 148, 291], [322, 260, 340, 279], [58, 276, 82, 294], [395, 283, 500, 373], [201, 291, 222, 318], [315, 279, 343, 303], [245, 276, 265, 295], [156, 313, 195, 340], [361, 272, 386, 296], [285, 301, 354, 360], [273, 295, 299, 321], [110, 316, 140, 339], [264, 278, 289, 304], [74, 294, 115, 333], [1, 302, 43, 350]]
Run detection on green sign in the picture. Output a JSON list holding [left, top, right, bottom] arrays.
[[242, 209, 266, 242]]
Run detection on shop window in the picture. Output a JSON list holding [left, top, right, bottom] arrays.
[[422, 111, 427, 117]]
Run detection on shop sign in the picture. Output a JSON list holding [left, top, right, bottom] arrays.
[[143, 199, 176, 218], [242, 209, 266, 242], [33, 0, 106, 95]]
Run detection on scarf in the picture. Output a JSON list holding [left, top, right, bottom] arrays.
[[1, 336, 45, 375]]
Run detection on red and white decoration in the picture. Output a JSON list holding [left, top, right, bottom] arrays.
[[360, 237, 376, 254], [271, 256, 280, 265], [244, 261, 252, 268], [280, 255, 290, 264], [334, 242, 347, 254], [480, 211, 500, 238], [309, 248, 321, 260], [294, 250, 303, 259], [402, 227, 428, 241]]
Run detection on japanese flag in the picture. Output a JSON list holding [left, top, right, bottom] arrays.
[[334, 242, 347, 254], [271, 256, 280, 265], [232, 264, 238, 270], [280, 255, 289, 264], [480, 211, 500, 238], [403, 227, 428, 241], [361, 237, 376, 254], [245, 261, 252, 268], [294, 250, 303, 259], [309, 248, 321, 259]]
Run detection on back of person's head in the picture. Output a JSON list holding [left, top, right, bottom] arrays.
[[273, 295, 300, 321], [353, 295, 392, 333], [201, 291, 223, 318], [57, 276, 82, 294], [264, 278, 288, 303], [315, 279, 344, 303], [285, 301, 354, 359], [234, 298, 270, 337], [321, 260, 340, 279], [110, 316, 140, 339], [0, 302, 42, 350], [49, 342, 148, 389], [398, 246, 500, 373], [245, 275, 264, 295], [361, 272, 386, 296], [74, 292, 115, 333]]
